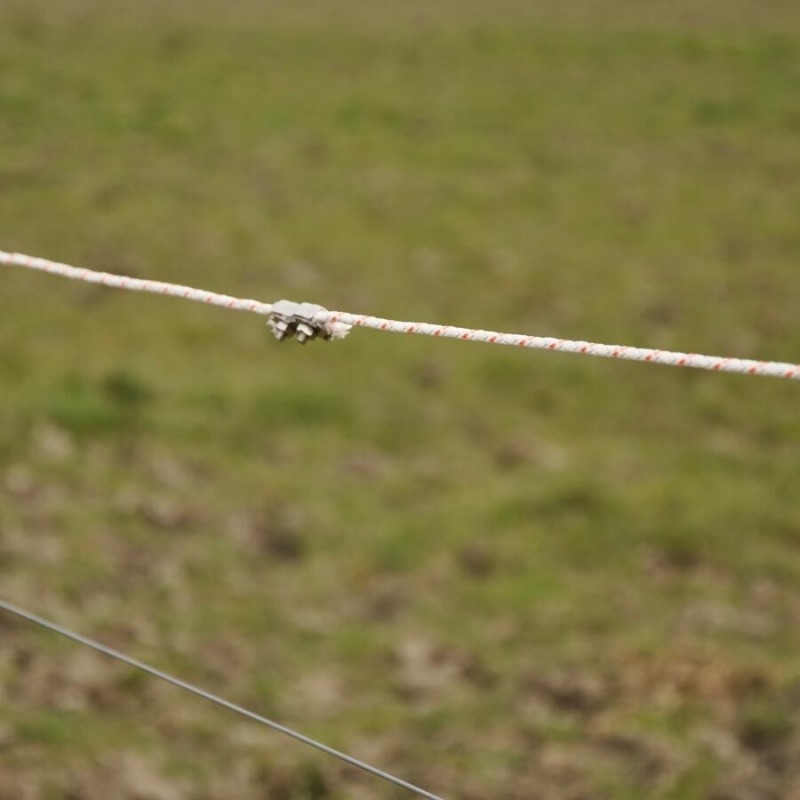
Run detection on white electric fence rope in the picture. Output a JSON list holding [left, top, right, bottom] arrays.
[[1, 250, 275, 316], [0, 597, 444, 800], [3, 250, 800, 381]]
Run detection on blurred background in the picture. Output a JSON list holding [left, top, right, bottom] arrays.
[[1, 2, 800, 798]]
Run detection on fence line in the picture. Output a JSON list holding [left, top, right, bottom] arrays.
[[0, 597, 444, 800], [4, 246, 797, 797], [3, 249, 799, 380]]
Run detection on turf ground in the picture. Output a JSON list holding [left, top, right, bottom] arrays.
[[1, 2, 800, 798]]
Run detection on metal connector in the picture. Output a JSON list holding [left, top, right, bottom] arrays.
[[267, 300, 351, 344]]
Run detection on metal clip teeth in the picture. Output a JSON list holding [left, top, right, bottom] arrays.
[[267, 300, 351, 344]]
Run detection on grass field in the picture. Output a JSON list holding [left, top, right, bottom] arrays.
[[2, 3, 800, 798]]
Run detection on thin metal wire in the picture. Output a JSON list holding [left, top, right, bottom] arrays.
[[0, 597, 444, 800], [3, 249, 799, 381]]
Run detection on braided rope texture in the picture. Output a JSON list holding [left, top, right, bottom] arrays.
[[3, 250, 799, 381]]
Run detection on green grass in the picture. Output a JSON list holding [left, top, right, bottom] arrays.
[[2, 3, 800, 798]]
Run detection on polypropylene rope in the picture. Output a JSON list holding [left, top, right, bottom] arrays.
[[3, 250, 799, 381], [1, 250, 274, 315]]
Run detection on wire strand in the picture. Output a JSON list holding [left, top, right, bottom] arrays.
[[0, 597, 445, 800], [3, 249, 799, 380]]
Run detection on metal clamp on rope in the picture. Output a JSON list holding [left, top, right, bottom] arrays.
[[267, 300, 352, 344]]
